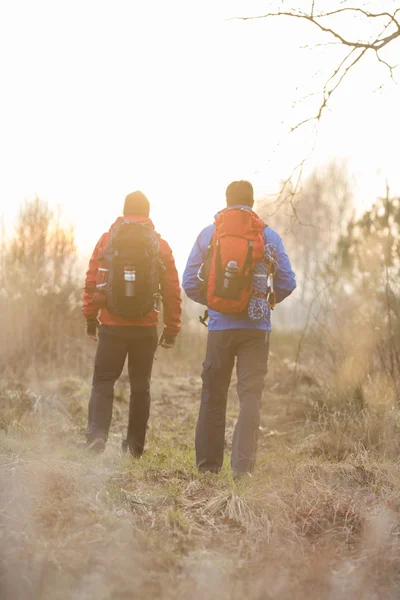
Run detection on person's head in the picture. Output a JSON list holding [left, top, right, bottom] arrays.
[[225, 180, 254, 208], [123, 191, 150, 217]]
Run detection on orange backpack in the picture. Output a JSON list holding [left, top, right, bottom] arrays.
[[201, 207, 265, 314]]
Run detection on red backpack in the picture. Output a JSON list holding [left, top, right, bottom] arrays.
[[201, 207, 265, 314]]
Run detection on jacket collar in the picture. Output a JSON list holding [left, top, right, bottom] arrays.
[[214, 204, 256, 218]]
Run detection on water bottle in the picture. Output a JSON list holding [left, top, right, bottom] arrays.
[[223, 260, 239, 290], [124, 266, 136, 297]]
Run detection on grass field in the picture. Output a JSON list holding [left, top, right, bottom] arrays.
[[2, 347, 400, 599]]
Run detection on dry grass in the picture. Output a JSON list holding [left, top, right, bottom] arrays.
[[2, 355, 400, 599]]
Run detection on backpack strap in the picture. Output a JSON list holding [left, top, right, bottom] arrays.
[[243, 240, 253, 270], [199, 309, 209, 327], [242, 240, 254, 290]]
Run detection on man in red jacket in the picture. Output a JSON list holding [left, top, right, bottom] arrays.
[[83, 191, 181, 455]]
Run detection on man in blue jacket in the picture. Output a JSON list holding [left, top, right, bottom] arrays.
[[182, 180, 296, 476]]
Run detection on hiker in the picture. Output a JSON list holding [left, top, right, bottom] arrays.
[[182, 180, 296, 476], [83, 191, 181, 455]]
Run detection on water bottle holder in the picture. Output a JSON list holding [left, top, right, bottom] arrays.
[[95, 267, 109, 290], [93, 267, 109, 306], [153, 293, 162, 313], [214, 276, 243, 300], [124, 282, 136, 297]]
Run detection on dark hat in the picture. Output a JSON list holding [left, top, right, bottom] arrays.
[[123, 191, 150, 216]]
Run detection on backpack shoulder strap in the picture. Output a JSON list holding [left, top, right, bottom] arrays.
[[109, 219, 129, 240]]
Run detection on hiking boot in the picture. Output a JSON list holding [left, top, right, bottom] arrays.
[[233, 471, 252, 483], [198, 466, 221, 475], [122, 439, 142, 458], [86, 437, 106, 454]]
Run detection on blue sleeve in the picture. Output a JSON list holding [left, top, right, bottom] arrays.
[[265, 228, 296, 304], [182, 225, 215, 305]]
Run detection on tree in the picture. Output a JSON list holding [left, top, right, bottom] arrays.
[[335, 187, 400, 392], [7, 197, 75, 292], [0, 198, 81, 375], [262, 160, 354, 313]]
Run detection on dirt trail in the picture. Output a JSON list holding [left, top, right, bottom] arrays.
[[1, 368, 400, 599]]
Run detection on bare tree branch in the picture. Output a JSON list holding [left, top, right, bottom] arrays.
[[231, 7, 399, 133], [317, 47, 368, 118], [232, 3, 400, 212], [317, 7, 400, 30], [375, 53, 400, 82], [231, 10, 400, 50]]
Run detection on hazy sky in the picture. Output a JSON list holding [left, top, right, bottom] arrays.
[[1, 0, 399, 268]]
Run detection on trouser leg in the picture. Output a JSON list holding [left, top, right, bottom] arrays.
[[231, 331, 270, 474], [196, 331, 235, 473], [125, 328, 158, 456], [86, 326, 127, 442]]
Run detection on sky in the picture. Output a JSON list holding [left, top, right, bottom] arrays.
[[0, 0, 399, 270]]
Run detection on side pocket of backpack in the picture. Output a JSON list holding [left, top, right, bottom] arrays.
[[93, 266, 109, 307]]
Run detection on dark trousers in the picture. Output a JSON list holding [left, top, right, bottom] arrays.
[[86, 325, 158, 455], [196, 329, 270, 474]]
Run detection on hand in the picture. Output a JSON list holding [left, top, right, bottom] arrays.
[[158, 333, 175, 349], [86, 319, 99, 341]]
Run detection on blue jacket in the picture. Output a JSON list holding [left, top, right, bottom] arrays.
[[182, 206, 296, 331]]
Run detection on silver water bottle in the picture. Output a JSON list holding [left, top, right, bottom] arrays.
[[124, 266, 136, 297], [223, 260, 239, 290]]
